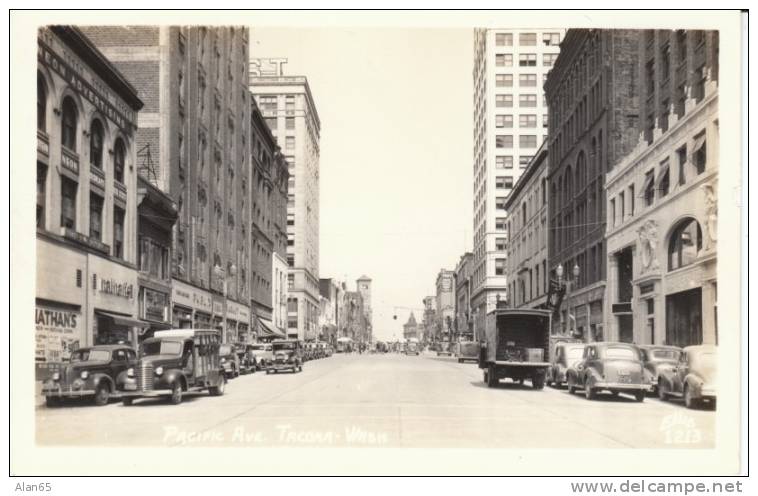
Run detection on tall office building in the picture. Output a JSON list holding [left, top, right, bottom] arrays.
[[81, 26, 252, 342], [250, 59, 321, 341], [471, 29, 563, 329]]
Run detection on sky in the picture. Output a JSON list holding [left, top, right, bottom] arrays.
[[249, 28, 474, 342]]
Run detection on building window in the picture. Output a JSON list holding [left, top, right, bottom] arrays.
[[285, 95, 295, 111], [496, 54, 513, 67], [619, 191, 625, 220], [519, 114, 537, 128], [519, 33, 537, 46], [259, 95, 277, 111], [496, 135, 513, 148], [543, 114, 549, 128], [542, 32, 560, 46], [660, 43, 671, 81], [61, 97, 78, 151], [496, 156, 513, 169], [496, 237, 507, 251], [89, 193, 103, 241], [496, 197, 508, 210], [668, 218, 703, 271], [519, 135, 537, 148], [496, 94, 513, 107], [139, 236, 170, 280], [496, 115, 513, 128], [285, 117, 295, 130], [543, 53, 558, 67], [496, 176, 514, 189], [37, 163, 46, 229], [37, 72, 47, 132], [60, 177, 77, 229], [519, 74, 537, 87], [496, 33, 513, 46], [610, 198, 616, 228], [89, 119, 104, 169], [519, 156, 533, 168], [693, 132, 706, 174], [519, 94, 537, 107], [496, 217, 507, 230], [677, 145, 687, 185], [643, 169, 656, 206], [265, 117, 277, 131], [113, 206, 125, 259], [287, 254, 294, 267], [496, 74, 513, 87], [287, 274, 295, 290], [658, 159, 670, 197], [495, 258, 506, 275], [114, 138, 126, 184], [519, 54, 537, 67], [285, 136, 295, 150], [629, 184, 635, 215], [694, 65, 706, 103]]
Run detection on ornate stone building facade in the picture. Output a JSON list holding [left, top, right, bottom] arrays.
[[605, 30, 719, 347]]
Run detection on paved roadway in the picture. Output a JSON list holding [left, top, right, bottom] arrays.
[[36, 352, 714, 448]]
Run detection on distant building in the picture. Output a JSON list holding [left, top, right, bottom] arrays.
[[250, 62, 321, 341], [403, 313, 419, 340], [605, 29, 719, 347], [505, 142, 549, 310], [435, 269, 456, 341], [454, 253, 474, 340], [344, 291, 365, 342], [319, 278, 343, 344], [356, 275, 373, 342], [422, 296, 436, 344]]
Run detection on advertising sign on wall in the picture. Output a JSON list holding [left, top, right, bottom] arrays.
[[35, 304, 84, 378]]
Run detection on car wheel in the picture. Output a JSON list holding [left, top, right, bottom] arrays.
[[487, 366, 497, 388], [266, 369, 270, 375], [233, 365, 239, 378], [658, 380, 669, 401], [94, 384, 110, 406], [634, 391, 645, 402], [567, 376, 576, 395], [170, 382, 183, 405], [209, 375, 226, 396], [684, 385, 697, 409], [122, 397, 133, 406], [45, 396, 60, 408], [532, 375, 545, 390], [584, 379, 596, 400]]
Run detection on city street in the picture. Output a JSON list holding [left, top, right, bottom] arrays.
[[36, 352, 715, 449]]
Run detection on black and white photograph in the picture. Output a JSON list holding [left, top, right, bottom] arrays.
[[9, 8, 747, 481]]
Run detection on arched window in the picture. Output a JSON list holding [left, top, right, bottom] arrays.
[[90, 119, 104, 169], [37, 72, 47, 132], [668, 218, 703, 271], [576, 151, 586, 195], [61, 97, 78, 151], [114, 138, 126, 183]]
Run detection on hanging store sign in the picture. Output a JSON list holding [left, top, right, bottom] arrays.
[[99, 277, 135, 299], [172, 280, 213, 313], [142, 287, 169, 322]]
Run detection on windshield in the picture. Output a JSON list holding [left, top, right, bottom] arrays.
[[219, 345, 232, 355], [274, 342, 296, 351], [250, 345, 266, 351], [566, 347, 585, 359], [141, 340, 182, 356], [604, 347, 639, 360], [70, 349, 111, 362], [652, 349, 681, 360]]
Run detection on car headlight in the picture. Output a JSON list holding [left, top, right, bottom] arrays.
[[52, 372, 60, 381], [221, 357, 227, 363], [127, 368, 134, 378], [155, 366, 164, 376], [80, 370, 89, 380]]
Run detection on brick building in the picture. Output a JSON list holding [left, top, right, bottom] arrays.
[[435, 269, 456, 342], [81, 26, 252, 342], [544, 29, 641, 340], [454, 252, 474, 341], [605, 30, 719, 347]]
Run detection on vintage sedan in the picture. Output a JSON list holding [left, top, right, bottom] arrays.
[[567, 342, 650, 402], [219, 343, 241, 378], [247, 343, 273, 370], [120, 329, 226, 405], [547, 342, 586, 388], [639, 344, 681, 395], [657, 344, 716, 409], [267, 340, 303, 374], [42, 345, 136, 407]]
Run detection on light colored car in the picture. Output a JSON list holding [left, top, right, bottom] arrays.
[[547, 342, 586, 387], [248, 343, 274, 370], [657, 344, 716, 409], [639, 345, 681, 395], [567, 342, 650, 402]]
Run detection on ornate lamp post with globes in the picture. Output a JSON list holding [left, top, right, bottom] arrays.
[[556, 262, 580, 337]]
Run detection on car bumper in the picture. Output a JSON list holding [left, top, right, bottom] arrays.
[[593, 381, 651, 392], [120, 386, 175, 397], [268, 362, 296, 370], [42, 386, 96, 398]]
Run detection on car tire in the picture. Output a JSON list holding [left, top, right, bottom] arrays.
[[532, 375, 545, 390], [170, 382, 183, 405], [486, 366, 497, 388], [122, 397, 133, 406], [567, 376, 576, 395], [658, 380, 669, 401], [45, 396, 60, 408], [94, 384, 110, 406], [209, 375, 226, 396], [684, 385, 697, 409], [634, 391, 645, 402], [584, 379, 596, 400], [266, 369, 270, 375]]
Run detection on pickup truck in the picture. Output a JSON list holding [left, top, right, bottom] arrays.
[[478, 309, 551, 389]]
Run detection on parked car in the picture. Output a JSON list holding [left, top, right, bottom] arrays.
[[42, 345, 136, 407], [267, 340, 303, 374], [567, 342, 650, 402], [657, 344, 716, 409], [547, 342, 586, 387], [120, 329, 226, 405], [639, 344, 681, 395], [219, 343, 241, 378], [248, 342, 273, 370], [235, 343, 256, 375], [405, 339, 420, 355], [456, 341, 480, 363], [436, 342, 452, 357]]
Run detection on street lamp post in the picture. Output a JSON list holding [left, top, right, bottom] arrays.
[[214, 264, 236, 343], [556, 263, 580, 337]]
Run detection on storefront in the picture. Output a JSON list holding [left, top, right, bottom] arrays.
[[35, 299, 84, 380], [212, 297, 251, 343], [171, 278, 214, 330], [89, 253, 142, 347], [137, 282, 172, 336]]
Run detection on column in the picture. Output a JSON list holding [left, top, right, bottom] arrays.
[[605, 255, 619, 342], [700, 280, 716, 345]]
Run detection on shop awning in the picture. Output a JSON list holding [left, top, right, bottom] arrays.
[[95, 311, 150, 328], [258, 318, 286, 339]]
